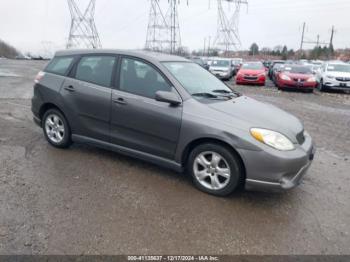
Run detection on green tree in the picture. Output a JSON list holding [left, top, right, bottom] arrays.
[[249, 43, 259, 56], [281, 45, 288, 60]]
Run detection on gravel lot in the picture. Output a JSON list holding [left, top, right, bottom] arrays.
[[0, 59, 349, 255]]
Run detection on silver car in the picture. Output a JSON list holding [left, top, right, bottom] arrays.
[[32, 50, 315, 196], [209, 58, 233, 80]]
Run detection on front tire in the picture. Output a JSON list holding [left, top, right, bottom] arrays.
[[187, 143, 244, 196], [42, 109, 72, 148], [318, 79, 326, 92]]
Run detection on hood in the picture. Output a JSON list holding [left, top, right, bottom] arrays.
[[207, 96, 303, 142], [326, 71, 350, 78], [239, 69, 265, 75], [284, 72, 313, 79]]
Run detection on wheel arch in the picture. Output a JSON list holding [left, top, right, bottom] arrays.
[[181, 137, 246, 181], [39, 102, 66, 121]]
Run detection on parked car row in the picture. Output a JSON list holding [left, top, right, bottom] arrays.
[[234, 59, 350, 93]]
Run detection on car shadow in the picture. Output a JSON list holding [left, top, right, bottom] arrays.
[[68, 143, 292, 202]]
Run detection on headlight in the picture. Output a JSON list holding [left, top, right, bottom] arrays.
[[281, 74, 291, 81], [258, 73, 266, 77], [306, 77, 316, 82], [250, 128, 295, 151], [326, 75, 334, 79]]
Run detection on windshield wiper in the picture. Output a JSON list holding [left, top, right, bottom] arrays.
[[212, 89, 232, 94], [192, 92, 219, 98], [212, 89, 241, 97]]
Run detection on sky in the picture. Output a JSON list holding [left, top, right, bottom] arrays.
[[0, 0, 350, 55]]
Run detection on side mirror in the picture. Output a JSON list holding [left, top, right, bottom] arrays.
[[155, 91, 182, 106]]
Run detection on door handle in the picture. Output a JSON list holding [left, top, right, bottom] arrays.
[[64, 85, 75, 92], [113, 97, 127, 105]]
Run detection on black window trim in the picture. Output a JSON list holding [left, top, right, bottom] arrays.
[[44, 55, 77, 77], [68, 53, 119, 88], [115, 55, 182, 101]]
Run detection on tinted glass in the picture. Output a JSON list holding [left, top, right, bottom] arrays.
[[76, 56, 115, 87], [327, 64, 350, 73], [163, 62, 232, 95], [241, 63, 264, 70], [283, 66, 312, 74], [46, 57, 74, 75], [119, 58, 171, 99], [211, 60, 230, 67]]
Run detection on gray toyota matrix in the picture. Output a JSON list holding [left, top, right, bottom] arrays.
[[31, 50, 315, 196]]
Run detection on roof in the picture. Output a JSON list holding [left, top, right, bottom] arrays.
[[54, 49, 189, 63]]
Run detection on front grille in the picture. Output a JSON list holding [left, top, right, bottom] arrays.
[[293, 78, 306, 82], [336, 77, 350, 82], [244, 75, 258, 81], [296, 131, 305, 145]]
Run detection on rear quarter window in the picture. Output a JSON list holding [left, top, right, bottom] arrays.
[[45, 56, 74, 76]]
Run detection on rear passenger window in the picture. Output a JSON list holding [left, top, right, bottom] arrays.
[[75, 56, 116, 87], [46, 57, 74, 75]]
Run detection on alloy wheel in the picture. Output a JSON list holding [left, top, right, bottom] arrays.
[[193, 151, 231, 191], [45, 114, 65, 144]]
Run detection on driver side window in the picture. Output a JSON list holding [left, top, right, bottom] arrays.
[[119, 58, 172, 99]]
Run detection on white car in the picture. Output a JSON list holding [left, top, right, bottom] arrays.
[[316, 62, 350, 92]]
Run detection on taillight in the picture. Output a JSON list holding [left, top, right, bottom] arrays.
[[34, 71, 45, 83]]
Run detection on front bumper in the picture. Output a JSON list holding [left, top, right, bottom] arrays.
[[211, 71, 231, 79], [241, 133, 315, 192], [323, 78, 350, 90], [236, 76, 265, 85], [278, 80, 316, 89]]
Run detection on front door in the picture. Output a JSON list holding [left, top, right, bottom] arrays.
[[110, 57, 182, 160]]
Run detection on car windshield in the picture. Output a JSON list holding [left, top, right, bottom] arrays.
[[211, 60, 230, 67], [241, 63, 264, 70], [273, 64, 284, 69], [192, 58, 204, 65], [327, 64, 350, 73], [163, 62, 234, 97], [284, 66, 312, 74]]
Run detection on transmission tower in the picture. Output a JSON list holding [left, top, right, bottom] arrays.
[[145, 0, 182, 54], [66, 0, 102, 49], [213, 0, 248, 53], [145, 0, 170, 52], [166, 0, 182, 54]]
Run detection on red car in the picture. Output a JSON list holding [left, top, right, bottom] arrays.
[[275, 65, 317, 92], [236, 62, 266, 86]]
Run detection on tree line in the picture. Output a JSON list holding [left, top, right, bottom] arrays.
[[249, 42, 335, 60], [0, 39, 20, 58]]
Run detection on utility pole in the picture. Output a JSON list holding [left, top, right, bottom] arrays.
[[207, 36, 211, 56], [330, 25, 335, 47], [66, 0, 101, 49], [300, 22, 306, 52], [316, 34, 320, 47], [203, 37, 207, 56]]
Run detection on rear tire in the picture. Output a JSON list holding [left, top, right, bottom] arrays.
[[42, 109, 72, 148], [187, 143, 244, 197]]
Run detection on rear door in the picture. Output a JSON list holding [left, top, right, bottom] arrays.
[[110, 57, 182, 160], [61, 55, 117, 142]]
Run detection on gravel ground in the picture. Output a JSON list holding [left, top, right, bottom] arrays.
[[0, 59, 349, 255]]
